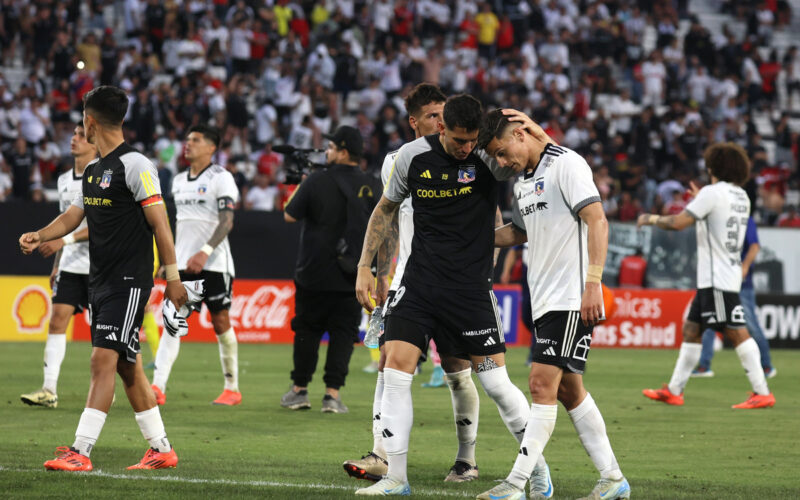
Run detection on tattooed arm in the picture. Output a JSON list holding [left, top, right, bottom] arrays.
[[637, 211, 695, 231], [356, 195, 401, 311], [185, 210, 235, 274], [375, 209, 399, 306]]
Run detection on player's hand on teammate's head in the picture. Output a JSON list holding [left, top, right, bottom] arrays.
[[38, 239, 64, 258], [355, 266, 377, 312], [165, 279, 188, 309], [688, 181, 701, 198], [501, 109, 551, 144], [19, 232, 41, 255]]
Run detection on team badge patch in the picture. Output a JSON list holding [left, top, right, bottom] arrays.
[[198, 185, 207, 194], [99, 169, 113, 189], [534, 180, 544, 196], [458, 166, 476, 184]]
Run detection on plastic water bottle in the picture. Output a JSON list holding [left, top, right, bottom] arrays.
[[364, 306, 383, 348]]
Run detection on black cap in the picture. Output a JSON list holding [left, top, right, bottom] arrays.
[[323, 126, 363, 157]]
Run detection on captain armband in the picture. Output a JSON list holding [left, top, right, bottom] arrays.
[[217, 196, 235, 211]]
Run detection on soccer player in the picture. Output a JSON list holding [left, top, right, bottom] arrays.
[[344, 84, 487, 484], [353, 95, 537, 496], [480, 109, 630, 500], [20, 124, 95, 408], [151, 124, 242, 406], [19, 85, 187, 471], [638, 143, 775, 409]]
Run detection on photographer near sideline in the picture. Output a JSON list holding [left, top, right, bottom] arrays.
[[280, 126, 380, 414]]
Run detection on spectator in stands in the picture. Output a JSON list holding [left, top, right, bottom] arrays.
[[777, 205, 800, 227], [245, 166, 280, 211]]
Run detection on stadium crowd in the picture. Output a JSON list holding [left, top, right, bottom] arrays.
[[0, 0, 798, 227]]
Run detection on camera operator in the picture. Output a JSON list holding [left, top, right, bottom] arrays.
[[280, 125, 378, 414]]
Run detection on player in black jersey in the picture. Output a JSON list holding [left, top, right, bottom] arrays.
[[19, 86, 187, 472], [352, 95, 535, 496]]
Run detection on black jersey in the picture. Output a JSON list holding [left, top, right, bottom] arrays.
[[383, 134, 514, 290], [72, 142, 163, 290]]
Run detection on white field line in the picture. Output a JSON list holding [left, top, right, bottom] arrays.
[[0, 466, 476, 498]]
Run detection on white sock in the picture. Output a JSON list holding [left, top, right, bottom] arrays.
[[135, 406, 171, 452], [667, 343, 702, 395], [735, 338, 769, 395], [476, 365, 530, 442], [43, 333, 67, 394], [73, 408, 107, 457], [153, 330, 181, 391], [506, 403, 557, 489], [445, 368, 479, 466], [217, 328, 239, 392], [382, 368, 414, 483], [372, 371, 386, 459], [568, 393, 622, 479]]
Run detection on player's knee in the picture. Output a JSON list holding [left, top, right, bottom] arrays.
[[211, 310, 230, 333], [49, 306, 74, 333], [90, 350, 117, 378], [682, 322, 701, 342], [441, 356, 470, 373]]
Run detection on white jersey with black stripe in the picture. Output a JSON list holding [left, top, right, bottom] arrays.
[[172, 164, 240, 276], [685, 181, 749, 292], [511, 144, 601, 321], [380, 149, 413, 292], [56, 166, 90, 275]]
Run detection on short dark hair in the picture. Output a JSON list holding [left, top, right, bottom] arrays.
[[187, 124, 221, 149], [704, 142, 750, 186], [442, 94, 482, 132], [404, 83, 447, 117], [83, 85, 129, 127], [477, 108, 514, 150]]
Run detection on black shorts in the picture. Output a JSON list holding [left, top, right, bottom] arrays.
[[89, 286, 150, 363], [52, 271, 89, 312], [179, 270, 233, 313], [687, 288, 746, 331], [385, 283, 505, 358], [532, 311, 594, 374]]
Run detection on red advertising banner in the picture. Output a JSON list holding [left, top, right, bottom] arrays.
[[592, 288, 696, 348]]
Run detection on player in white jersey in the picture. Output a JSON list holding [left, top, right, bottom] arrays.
[[481, 109, 630, 500], [151, 124, 242, 406], [638, 142, 775, 409], [20, 124, 96, 408]]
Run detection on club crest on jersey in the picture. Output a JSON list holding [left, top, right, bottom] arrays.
[[99, 169, 112, 189], [535, 180, 544, 196], [458, 166, 476, 184], [198, 185, 207, 194]]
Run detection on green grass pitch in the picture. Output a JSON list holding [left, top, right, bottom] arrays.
[[1, 342, 798, 499]]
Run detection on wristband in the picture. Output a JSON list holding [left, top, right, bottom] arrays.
[[164, 263, 180, 282], [200, 244, 214, 256], [62, 234, 76, 245], [586, 264, 603, 284], [648, 214, 659, 225]]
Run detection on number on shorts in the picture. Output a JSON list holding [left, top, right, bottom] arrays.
[[389, 286, 406, 308], [731, 305, 745, 324]]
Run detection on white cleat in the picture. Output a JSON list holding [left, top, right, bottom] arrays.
[[355, 477, 411, 496], [578, 477, 631, 500], [531, 462, 553, 498], [476, 480, 525, 500]]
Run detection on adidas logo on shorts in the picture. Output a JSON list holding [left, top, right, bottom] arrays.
[[543, 346, 557, 356], [483, 337, 497, 347]]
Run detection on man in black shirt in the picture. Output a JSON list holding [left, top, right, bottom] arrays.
[[281, 126, 379, 414], [19, 86, 187, 472]]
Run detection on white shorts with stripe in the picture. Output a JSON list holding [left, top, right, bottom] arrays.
[[89, 286, 150, 363], [532, 310, 594, 374]]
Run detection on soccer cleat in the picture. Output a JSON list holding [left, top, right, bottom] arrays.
[[422, 365, 446, 388], [444, 460, 478, 482], [343, 452, 388, 482], [577, 477, 631, 500], [212, 389, 242, 406], [21, 388, 58, 408], [690, 367, 714, 378], [151, 384, 166, 406], [280, 387, 311, 410], [355, 477, 411, 496], [531, 462, 554, 498], [476, 480, 525, 500], [44, 447, 92, 471], [732, 392, 775, 409], [765, 367, 777, 379], [642, 384, 684, 406], [321, 395, 348, 413], [127, 447, 178, 469]]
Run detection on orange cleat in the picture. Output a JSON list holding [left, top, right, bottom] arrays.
[[127, 447, 178, 470], [642, 384, 684, 406], [732, 392, 775, 409], [151, 384, 166, 405], [44, 447, 93, 471], [212, 389, 242, 406]]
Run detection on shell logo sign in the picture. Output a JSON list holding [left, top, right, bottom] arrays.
[[13, 285, 51, 333]]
